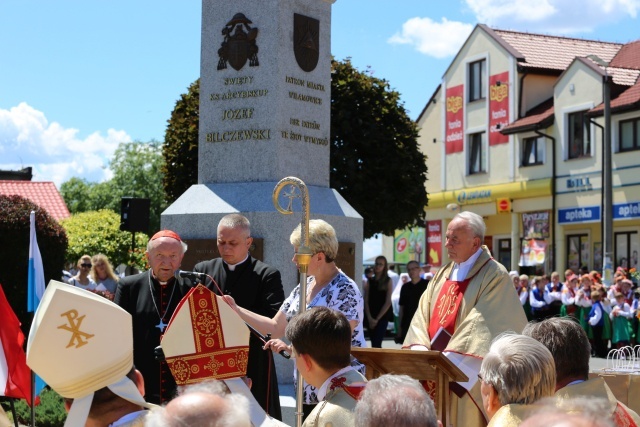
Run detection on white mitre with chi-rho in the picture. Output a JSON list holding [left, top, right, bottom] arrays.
[[27, 280, 155, 427]]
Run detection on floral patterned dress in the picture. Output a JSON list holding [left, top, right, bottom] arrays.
[[280, 271, 366, 404]]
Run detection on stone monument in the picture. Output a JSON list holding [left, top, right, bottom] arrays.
[[162, 0, 363, 382]]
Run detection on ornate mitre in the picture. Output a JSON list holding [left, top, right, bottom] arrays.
[[26, 280, 154, 427], [160, 284, 250, 385]]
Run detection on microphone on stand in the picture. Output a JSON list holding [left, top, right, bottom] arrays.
[[174, 270, 208, 283]]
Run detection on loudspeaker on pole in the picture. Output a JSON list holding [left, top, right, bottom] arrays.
[[120, 197, 150, 233]]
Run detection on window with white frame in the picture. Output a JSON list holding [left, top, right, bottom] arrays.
[[567, 110, 590, 159], [468, 132, 486, 174], [619, 117, 640, 152], [522, 136, 545, 166], [468, 59, 485, 102]]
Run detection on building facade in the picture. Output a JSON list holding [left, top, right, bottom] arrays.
[[418, 25, 640, 277]]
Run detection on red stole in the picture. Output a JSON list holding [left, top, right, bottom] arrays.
[[428, 259, 491, 339], [329, 376, 366, 400], [614, 403, 638, 427]]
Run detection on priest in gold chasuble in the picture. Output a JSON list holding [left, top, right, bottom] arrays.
[[403, 212, 528, 427]]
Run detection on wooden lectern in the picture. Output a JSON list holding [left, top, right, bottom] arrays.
[[351, 348, 467, 426]]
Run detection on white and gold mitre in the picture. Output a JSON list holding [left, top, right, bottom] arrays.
[[27, 280, 133, 397], [27, 280, 154, 427]]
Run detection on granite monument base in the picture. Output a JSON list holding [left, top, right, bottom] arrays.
[[162, 182, 363, 382]]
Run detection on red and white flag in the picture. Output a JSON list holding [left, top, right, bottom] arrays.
[[0, 283, 32, 406]]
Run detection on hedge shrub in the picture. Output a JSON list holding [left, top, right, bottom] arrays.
[[61, 210, 149, 271], [0, 195, 68, 336]]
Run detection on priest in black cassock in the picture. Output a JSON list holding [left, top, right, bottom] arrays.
[[114, 230, 193, 404], [194, 214, 285, 420]]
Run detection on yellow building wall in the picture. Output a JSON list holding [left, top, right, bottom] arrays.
[[440, 27, 517, 191], [554, 62, 601, 174], [521, 74, 556, 113], [417, 86, 443, 196]]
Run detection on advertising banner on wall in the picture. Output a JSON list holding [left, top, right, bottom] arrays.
[[445, 84, 464, 154], [489, 71, 509, 146], [519, 239, 547, 267], [522, 211, 550, 240], [394, 227, 425, 264], [426, 220, 443, 267]]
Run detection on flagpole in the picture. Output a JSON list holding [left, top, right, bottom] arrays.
[[28, 210, 46, 427], [30, 371, 36, 427]]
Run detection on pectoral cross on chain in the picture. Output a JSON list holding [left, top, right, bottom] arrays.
[[156, 320, 167, 332]]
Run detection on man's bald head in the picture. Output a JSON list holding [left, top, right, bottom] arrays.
[[520, 397, 614, 427], [520, 412, 613, 427], [164, 393, 230, 426], [145, 381, 250, 427]]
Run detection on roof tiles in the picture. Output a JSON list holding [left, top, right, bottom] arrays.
[[610, 40, 640, 70], [0, 181, 70, 221], [589, 81, 640, 115], [501, 98, 555, 134], [493, 29, 622, 72]]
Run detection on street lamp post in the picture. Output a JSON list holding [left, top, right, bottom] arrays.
[[588, 55, 613, 286]]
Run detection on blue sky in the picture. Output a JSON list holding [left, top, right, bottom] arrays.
[[1, 1, 639, 259]]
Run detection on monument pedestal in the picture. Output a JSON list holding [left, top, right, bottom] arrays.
[[163, 0, 361, 383], [163, 182, 362, 381]]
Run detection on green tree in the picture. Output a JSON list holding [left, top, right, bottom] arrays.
[[330, 59, 427, 237], [161, 59, 427, 238], [60, 178, 114, 214], [0, 195, 68, 336], [108, 141, 166, 233], [163, 80, 200, 203], [60, 177, 94, 213], [61, 210, 148, 270], [60, 141, 166, 233]]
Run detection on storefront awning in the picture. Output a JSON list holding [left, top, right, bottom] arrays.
[[426, 178, 552, 209]]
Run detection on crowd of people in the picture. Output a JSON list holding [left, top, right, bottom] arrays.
[[511, 266, 640, 357], [20, 209, 638, 427], [62, 252, 121, 299]]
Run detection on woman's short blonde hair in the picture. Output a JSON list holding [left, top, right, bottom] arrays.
[[479, 333, 556, 406], [289, 219, 339, 261]]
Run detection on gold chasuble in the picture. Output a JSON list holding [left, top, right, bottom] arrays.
[[487, 404, 534, 427], [403, 246, 528, 427], [556, 377, 640, 427], [302, 369, 367, 427]]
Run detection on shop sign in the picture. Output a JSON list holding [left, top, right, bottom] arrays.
[[519, 239, 547, 267], [566, 176, 592, 190], [394, 227, 425, 264], [489, 71, 509, 146], [456, 189, 492, 204], [522, 211, 550, 239], [558, 206, 601, 224], [445, 84, 464, 154], [426, 220, 443, 267], [613, 201, 640, 219]]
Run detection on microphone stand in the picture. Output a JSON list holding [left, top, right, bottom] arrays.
[[273, 177, 311, 427]]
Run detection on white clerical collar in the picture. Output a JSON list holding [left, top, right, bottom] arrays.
[[150, 269, 168, 286], [225, 254, 249, 271], [451, 247, 484, 281], [317, 366, 355, 401]]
